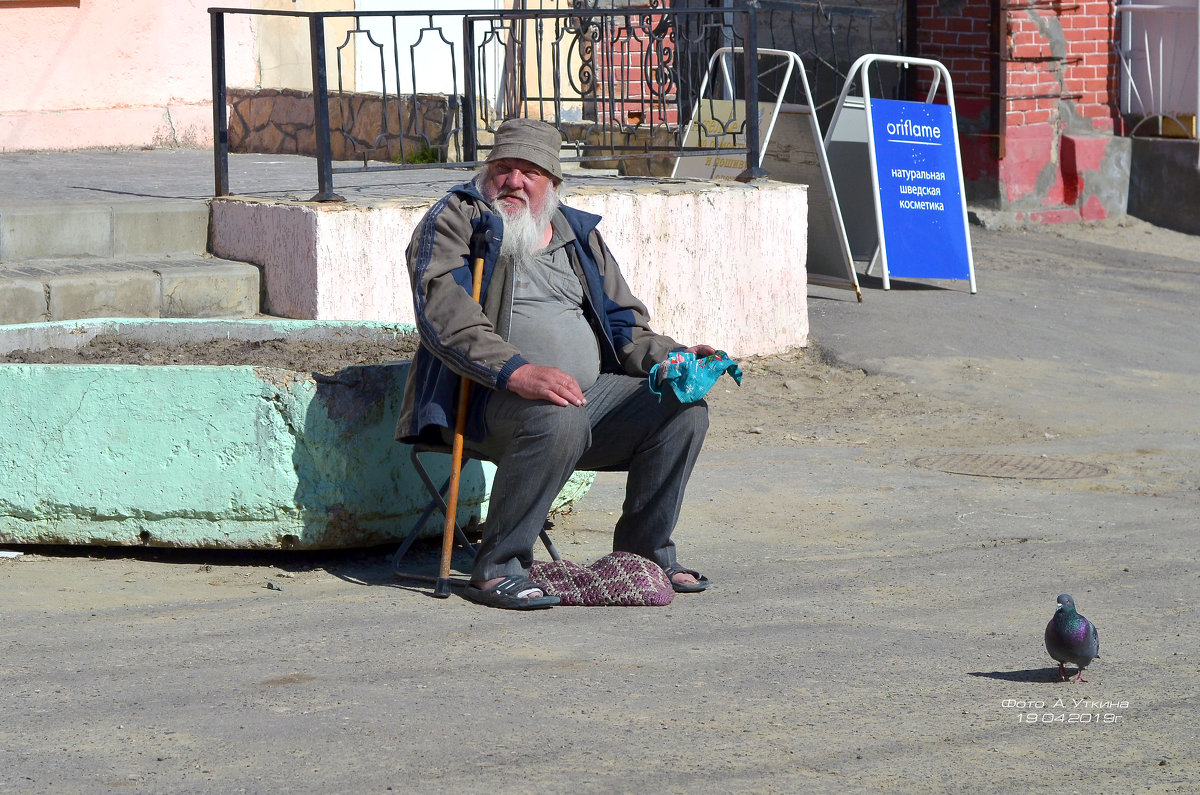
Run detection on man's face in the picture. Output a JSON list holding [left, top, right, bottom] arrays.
[[482, 158, 557, 220]]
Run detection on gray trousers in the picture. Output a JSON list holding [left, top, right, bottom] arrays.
[[459, 373, 709, 582]]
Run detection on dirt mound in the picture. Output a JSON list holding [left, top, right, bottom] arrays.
[[1, 332, 421, 374]]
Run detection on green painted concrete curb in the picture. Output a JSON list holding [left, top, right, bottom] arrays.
[[0, 319, 593, 549]]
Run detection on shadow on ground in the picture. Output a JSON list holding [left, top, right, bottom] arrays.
[[968, 668, 1065, 684]]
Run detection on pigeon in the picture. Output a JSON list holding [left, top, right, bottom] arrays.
[[1044, 593, 1100, 683]]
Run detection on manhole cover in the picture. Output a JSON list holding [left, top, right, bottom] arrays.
[[910, 453, 1108, 479]]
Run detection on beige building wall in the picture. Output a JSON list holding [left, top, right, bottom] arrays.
[[501, 0, 585, 123], [1, 0, 244, 151], [0, 0, 352, 152], [0, 0, 638, 151], [249, 0, 355, 93]]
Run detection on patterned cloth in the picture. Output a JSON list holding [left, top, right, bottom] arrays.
[[530, 551, 675, 606], [648, 350, 743, 403]]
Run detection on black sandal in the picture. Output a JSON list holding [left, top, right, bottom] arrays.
[[463, 576, 560, 610], [663, 564, 711, 593]]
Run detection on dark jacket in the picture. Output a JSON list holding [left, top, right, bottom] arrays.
[[396, 181, 680, 444]]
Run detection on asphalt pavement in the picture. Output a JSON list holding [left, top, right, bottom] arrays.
[[0, 147, 641, 205], [2, 148, 1199, 792]]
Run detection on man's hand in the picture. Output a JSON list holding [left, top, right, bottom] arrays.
[[507, 363, 586, 407], [685, 344, 718, 358]]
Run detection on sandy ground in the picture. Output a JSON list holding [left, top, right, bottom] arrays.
[[2, 218, 1199, 793], [0, 333, 421, 371]]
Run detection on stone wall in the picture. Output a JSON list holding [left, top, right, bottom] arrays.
[[227, 89, 459, 164]]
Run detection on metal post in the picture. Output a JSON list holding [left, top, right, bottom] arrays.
[[309, 13, 344, 202], [210, 11, 230, 197], [990, 0, 1006, 160], [737, 3, 768, 182], [463, 15, 479, 163]]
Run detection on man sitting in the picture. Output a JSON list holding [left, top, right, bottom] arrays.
[[396, 118, 717, 609]]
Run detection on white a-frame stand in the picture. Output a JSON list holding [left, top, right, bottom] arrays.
[[825, 54, 976, 293], [673, 47, 861, 300]]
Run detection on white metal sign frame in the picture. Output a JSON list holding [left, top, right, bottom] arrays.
[[673, 46, 860, 298]]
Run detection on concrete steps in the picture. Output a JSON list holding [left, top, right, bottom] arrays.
[[0, 200, 260, 325]]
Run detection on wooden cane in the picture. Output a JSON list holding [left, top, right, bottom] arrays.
[[434, 227, 489, 597]]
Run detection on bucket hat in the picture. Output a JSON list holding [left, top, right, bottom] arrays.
[[486, 118, 564, 181]]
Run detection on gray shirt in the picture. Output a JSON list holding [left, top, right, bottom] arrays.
[[506, 217, 602, 390]]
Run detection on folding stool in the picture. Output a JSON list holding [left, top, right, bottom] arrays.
[[391, 443, 562, 589]]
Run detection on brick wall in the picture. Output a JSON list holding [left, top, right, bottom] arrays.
[[913, 1, 993, 105], [911, 0, 1127, 218], [914, 0, 1120, 130], [910, 0, 996, 196], [593, 13, 681, 128]]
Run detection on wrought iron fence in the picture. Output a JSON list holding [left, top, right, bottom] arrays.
[[209, 2, 905, 201], [461, 7, 765, 165], [757, 0, 906, 125]]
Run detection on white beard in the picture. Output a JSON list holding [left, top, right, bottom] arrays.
[[476, 171, 560, 269]]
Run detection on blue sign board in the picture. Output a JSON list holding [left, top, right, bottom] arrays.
[[868, 98, 971, 282]]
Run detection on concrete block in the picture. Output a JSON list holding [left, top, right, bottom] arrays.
[[0, 318, 591, 549], [0, 276, 49, 325], [1062, 133, 1130, 221], [157, 259, 261, 318], [998, 123, 1059, 208], [210, 200, 321, 319], [1129, 137, 1200, 235], [0, 204, 113, 260], [572, 181, 810, 355], [0, 358, 429, 548], [211, 179, 811, 356], [113, 201, 210, 256], [48, 270, 161, 320]]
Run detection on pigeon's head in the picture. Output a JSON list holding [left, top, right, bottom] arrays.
[[1055, 594, 1076, 613]]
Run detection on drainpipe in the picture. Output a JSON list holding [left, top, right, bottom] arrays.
[[992, 0, 1006, 160]]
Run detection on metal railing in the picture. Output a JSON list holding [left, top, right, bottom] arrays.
[[209, 3, 905, 201], [759, 0, 905, 121]]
